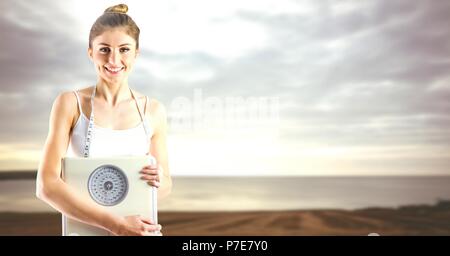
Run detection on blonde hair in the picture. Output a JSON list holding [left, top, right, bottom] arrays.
[[89, 4, 140, 49]]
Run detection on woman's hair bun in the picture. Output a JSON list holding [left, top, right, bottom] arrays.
[[104, 4, 128, 14]]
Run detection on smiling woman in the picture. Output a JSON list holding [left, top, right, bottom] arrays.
[[88, 4, 140, 82], [90, 30, 136, 83], [35, 4, 172, 236]]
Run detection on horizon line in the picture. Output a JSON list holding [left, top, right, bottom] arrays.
[[1, 170, 450, 181]]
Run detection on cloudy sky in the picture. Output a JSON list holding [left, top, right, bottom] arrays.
[[1, 0, 449, 176]]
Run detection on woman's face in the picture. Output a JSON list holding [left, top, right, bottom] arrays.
[[88, 28, 138, 84]]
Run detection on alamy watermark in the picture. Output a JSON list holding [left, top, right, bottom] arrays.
[[168, 89, 280, 136]]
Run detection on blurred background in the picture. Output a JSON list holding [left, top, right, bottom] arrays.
[[1, 0, 450, 235]]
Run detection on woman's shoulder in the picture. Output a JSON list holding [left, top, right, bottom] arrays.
[[53, 91, 77, 109], [75, 86, 95, 98], [55, 86, 93, 102], [147, 98, 167, 120], [145, 98, 167, 133], [54, 86, 93, 105], [133, 92, 167, 130], [48, 91, 79, 127], [132, 90, 167, 118], [52, 86, 93, 121]]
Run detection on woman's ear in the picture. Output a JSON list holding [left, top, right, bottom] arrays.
[[135, 48, 140, 58], [87, 48, 93, 61]]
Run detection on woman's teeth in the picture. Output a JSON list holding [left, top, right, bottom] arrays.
[[105, 66, 124, 73]]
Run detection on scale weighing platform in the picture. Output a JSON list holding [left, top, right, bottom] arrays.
[[61, 156, 158, 236]]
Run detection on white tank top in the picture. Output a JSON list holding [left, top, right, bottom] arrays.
[[66, 90, 153, 157]]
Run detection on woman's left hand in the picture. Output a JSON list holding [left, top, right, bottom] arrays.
[[139, 162, 162, 188]]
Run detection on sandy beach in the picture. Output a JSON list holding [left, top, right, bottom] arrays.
[[1, 200, 450, 236], [1, 173, 450, 235]]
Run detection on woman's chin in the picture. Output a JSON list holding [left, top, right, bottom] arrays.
[[100, 73, 128, 83]]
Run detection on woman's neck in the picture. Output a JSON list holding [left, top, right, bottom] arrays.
[[95, 80, 132, 106]]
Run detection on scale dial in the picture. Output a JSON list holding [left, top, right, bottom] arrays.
[[87, 165, 128, 206]]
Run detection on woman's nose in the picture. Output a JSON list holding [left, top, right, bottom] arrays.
[[108, 50, 121, 65]]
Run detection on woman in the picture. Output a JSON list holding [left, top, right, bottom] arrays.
[[36, 4, 172, 236]]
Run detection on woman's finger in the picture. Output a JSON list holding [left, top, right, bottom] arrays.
[[144, 224, 162, 233], [140, 171, 159, 178], [144, 230, 162, 236], [140, 174, 159, 181], [140, 216, 154, 225], [140, 168, 159, 175], [142, 164, 158, 169], [147, 181, 160, 187]]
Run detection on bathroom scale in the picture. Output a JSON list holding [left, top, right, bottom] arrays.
[[61, 156, 158, 236]]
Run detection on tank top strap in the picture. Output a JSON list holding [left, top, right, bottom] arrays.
[[143, 96, 152, 135], [72, 91, 82, 115], [145, 96, 149, 115], [130, 90, 152, 146]]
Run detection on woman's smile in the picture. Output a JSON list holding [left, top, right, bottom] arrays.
[[104, 65, 125, 75]]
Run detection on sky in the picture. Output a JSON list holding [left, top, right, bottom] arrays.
[[0, 0, 449, 176]]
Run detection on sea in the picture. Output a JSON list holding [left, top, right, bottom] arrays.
[[1, 176, 450, 212]]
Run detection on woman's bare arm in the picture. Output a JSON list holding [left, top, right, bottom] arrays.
[[148, 100, 172, 199], [36, 92, 123, 233]]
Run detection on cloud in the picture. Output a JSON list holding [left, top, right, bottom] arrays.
[[227, 0, 450, 149], [0, 1, 96, 144], [0, 0, 449, 174]]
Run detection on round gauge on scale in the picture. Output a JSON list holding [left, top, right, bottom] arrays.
[[87, 165, 129, 206]]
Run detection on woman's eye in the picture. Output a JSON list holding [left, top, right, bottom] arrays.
[[99, 48, 110, 53], [120, 48, 130, 53]]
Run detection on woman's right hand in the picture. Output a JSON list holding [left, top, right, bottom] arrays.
[[111, 215, 162, 236]]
